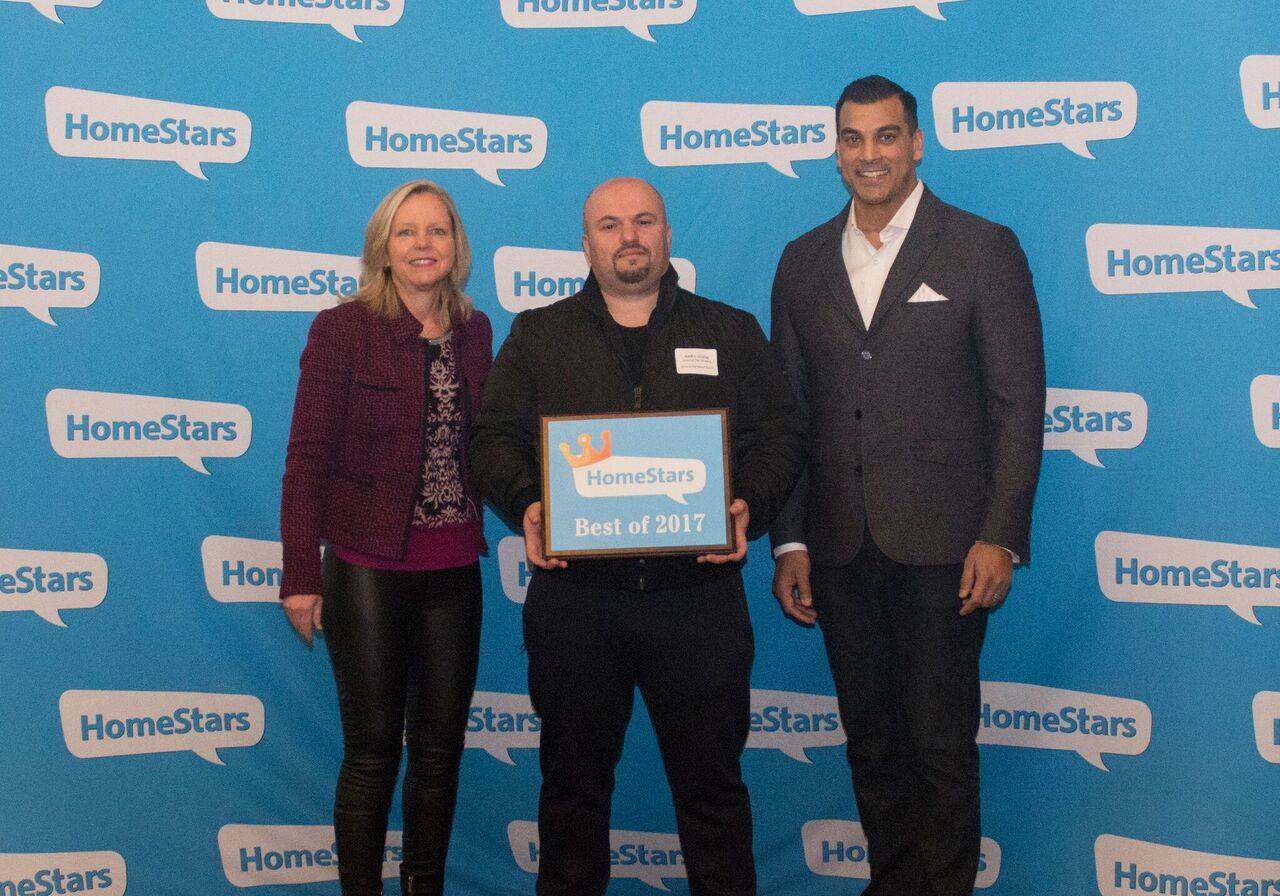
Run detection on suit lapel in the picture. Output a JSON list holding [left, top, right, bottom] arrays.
[[868, 187, 946, 333], [817, 204, 866, 334]]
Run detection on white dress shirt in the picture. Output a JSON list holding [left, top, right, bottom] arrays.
[[843, 178, 925, 329], [773, 180, 1018, 564]]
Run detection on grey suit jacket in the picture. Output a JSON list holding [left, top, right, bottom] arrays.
[[768, 187, 1045, 567]]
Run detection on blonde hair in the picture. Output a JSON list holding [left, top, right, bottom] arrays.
[[347, 180, 473, 328]]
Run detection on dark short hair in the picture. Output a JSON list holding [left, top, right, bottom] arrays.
[[835, 75, 918, 132]]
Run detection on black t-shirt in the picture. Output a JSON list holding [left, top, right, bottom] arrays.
[[611, 318, 648, 388]]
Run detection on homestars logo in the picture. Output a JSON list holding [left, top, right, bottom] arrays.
[[509, 821, 686, 890], [493, 246, 696, 312], [933, 81, 1137, 158], [1043, 387, 1147, 466], [196, 242, 359, 312], [218, 825, 402, 886], [561, 430, 705, 504], [499, 0, 695, 42], [45, 86, 250, 179], [1086, 223, 1280, 309], [465, 691, 540, 764], [0, 243, 100, 325], [60, 689, 265, 764], [346, 102, 547, 185], [641, 101, 833, 177], [803, 820, 1000, 887], [1095, 531, 1280, 624], [0, 852, 125, 896], [746, 689, 844, 762], [204, 0, 404, 42], [0, 547, 107, 626], [978, 681, 1150, 770], [1095, 835, 1280, 896], [46, 388, 251, 474], [202, 536, 285, 603]]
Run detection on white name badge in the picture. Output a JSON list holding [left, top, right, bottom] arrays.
[[675, 348, 718, 375]]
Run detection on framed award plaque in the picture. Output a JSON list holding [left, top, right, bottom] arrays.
[[539, 409, 733, 559]]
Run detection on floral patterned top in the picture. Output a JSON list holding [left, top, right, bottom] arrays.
[[413, 336, 478, 528]]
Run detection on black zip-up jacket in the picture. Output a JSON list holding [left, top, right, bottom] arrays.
[[471, 267, 804, 591]]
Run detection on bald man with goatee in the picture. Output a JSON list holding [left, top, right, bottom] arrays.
[[473, 178, 803, 896]]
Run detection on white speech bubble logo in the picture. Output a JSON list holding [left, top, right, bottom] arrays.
[[1095, 835, 1280, 896], [499, 0, 696, 42], [509, 820, 686, 891], [0, 547, 106, 627], [346, 102, 547, 186], [933, 82, 1137, 159], [802, 820, 1000, 887], [1251, 375, 1280, 449], [802, 820, 870, 878], [1241, 55, 1280, 129], [641, 101, 834, 178], [1043, 387, 1147, 467], [202, 536, 285, 604], [977, 681, 1151, 771], [60, 689, 264, 765], [465, 691, 540, 764], [0, 243, 100, 325], [196, 242, 358, 313], [0, 852, 125, 896], [204, 0, 404, 42], [509, 820, 541, 875], [45, 388, 251, 474], [498, 536, 531, 604], [1096, 530, 1280, 625], [45, 87, 250, 180], [746, 689, 845, 762], [1086, 223, 1280, 309], [1253, 692, 1280, 764], [570, 455, 706, 505], [493, 246, 696, 313], [794, 0, 961, 19], [219, 825, 402, 887], [0, 0, 102, 23]]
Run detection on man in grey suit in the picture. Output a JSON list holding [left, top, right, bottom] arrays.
[[769, 75, 1045, 896]]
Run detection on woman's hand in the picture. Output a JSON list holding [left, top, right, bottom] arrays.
[[283, 593, 323, 648]]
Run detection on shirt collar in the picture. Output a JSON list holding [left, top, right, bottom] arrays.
[[845, 178, 926, 242]]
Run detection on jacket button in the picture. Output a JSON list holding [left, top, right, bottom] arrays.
[[860, 350, 872, 361], [854, 409, 862, 420], [854, 465, 863, 475]]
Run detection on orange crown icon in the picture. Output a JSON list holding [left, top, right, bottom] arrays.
[[559, 430, 612, 468]]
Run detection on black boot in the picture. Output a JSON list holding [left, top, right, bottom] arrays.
[[400, 869, 439, 896]]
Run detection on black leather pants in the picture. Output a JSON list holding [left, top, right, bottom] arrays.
[[321, 553, 482, 896]]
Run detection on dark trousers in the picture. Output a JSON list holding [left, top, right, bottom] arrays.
[[811, 535, 988, 896], [322, 554, 483, 896], [523, 571, 756, 896]]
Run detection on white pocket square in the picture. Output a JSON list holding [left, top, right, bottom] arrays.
[[907, 283, 949, 303]]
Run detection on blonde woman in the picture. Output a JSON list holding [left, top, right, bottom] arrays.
[[280, 181, 491, 896]]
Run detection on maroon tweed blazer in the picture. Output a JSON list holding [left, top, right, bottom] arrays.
[[279, 300, 492, 598]]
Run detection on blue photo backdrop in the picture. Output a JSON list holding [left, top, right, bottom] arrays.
[[2, 1, 1278, 894]]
